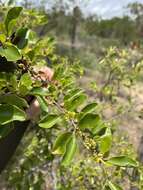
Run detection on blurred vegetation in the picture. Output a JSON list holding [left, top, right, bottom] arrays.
[[4, 0, 143, 55]]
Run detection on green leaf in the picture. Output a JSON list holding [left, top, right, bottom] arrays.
[[91, 121, 107, 135], [64, 89, 84, 102], [99, 128, 112, 154], [0, 94, 28, 108], [14, 27, 29, 49], [78, 113, 100, 131], [107, 181, 123, 190], [5, 7, 23, 33], [64, 88, 86, 111], [29, 87, 49, 96], [37, 96, 48, 113], [79, 102, 98, 120], [0, 45, 21, 61], [10, 75, 17, 88], [19, 73, 32, 95], [27, 49, 35, 61], [19, 73, 32, 87], [0, 104, 26, 125], [39, 114, 61, 128], [28, 30, 37, 44], [0, 34, 6, 43], [61, 135, 77, 166], [107, 156, 138, 167], [65, 94, 87, 111], [81, 102, 98, 114], [52, 132, 72, 155]]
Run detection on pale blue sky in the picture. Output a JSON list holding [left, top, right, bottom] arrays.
[[84, 0, 143, 18], [10, 0, 143, 18], [44, 0, 143, 18]]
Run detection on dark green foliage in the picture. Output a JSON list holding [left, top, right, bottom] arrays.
[[0, 56, 16, 73], [5, 7, 23, 34]]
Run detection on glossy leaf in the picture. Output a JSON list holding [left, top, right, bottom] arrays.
[[61, 135, 77, 166], [64, 89, 84, 102], [29, 87, 49, 96], [19, 73, 32, 87], [5, 7, 23, 33], [37, 96, 49, 113], [79, 102, 98, 120], [65, 94, 87, 111], [78, 113, 100, 130], [52, 132, 72, 155], [14, 27, 29, 49], [99, 128, 112, 154], [0, 94, 28, 108], [81, 102, 98, 114], [0, 104, 26, 125], [19, 73, 32, 95], [0, 45, 21, 61], [91, 121, 107, 135], [39, 114, 61, 128], [107, 156, 138, 167]]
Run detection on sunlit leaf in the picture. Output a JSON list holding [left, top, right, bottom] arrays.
[[0, 34, 6, 43], [64, 88, 84, 102], [61, 134, 77, 166], [65, 94, 87, 111], [52, 132, 72, 155], [0, 104, 26, 125], [81, 102, 98, 114], [39, 114, 61, 128], [0, 94, 28, 108], [99, 128, 112, 154], [29, 87, 49, 96], [19, 73, 32, 95], [37, 96, 48, 113], [79, 113, 100, 130], [0, 45, 21, 61], [107, 156, 138, 167], [91, 121, 107, 135], [5, 7, 23, 33], [79, 102, 98, 119], [14, 27, 29, 49]]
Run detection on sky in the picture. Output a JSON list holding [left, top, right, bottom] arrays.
[[84, 0, 143, 19], [44, 0, 143, 19], [7, 0, 143, 19]]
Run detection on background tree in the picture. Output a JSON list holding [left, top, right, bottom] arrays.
[[128, 2, 143, 37]]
